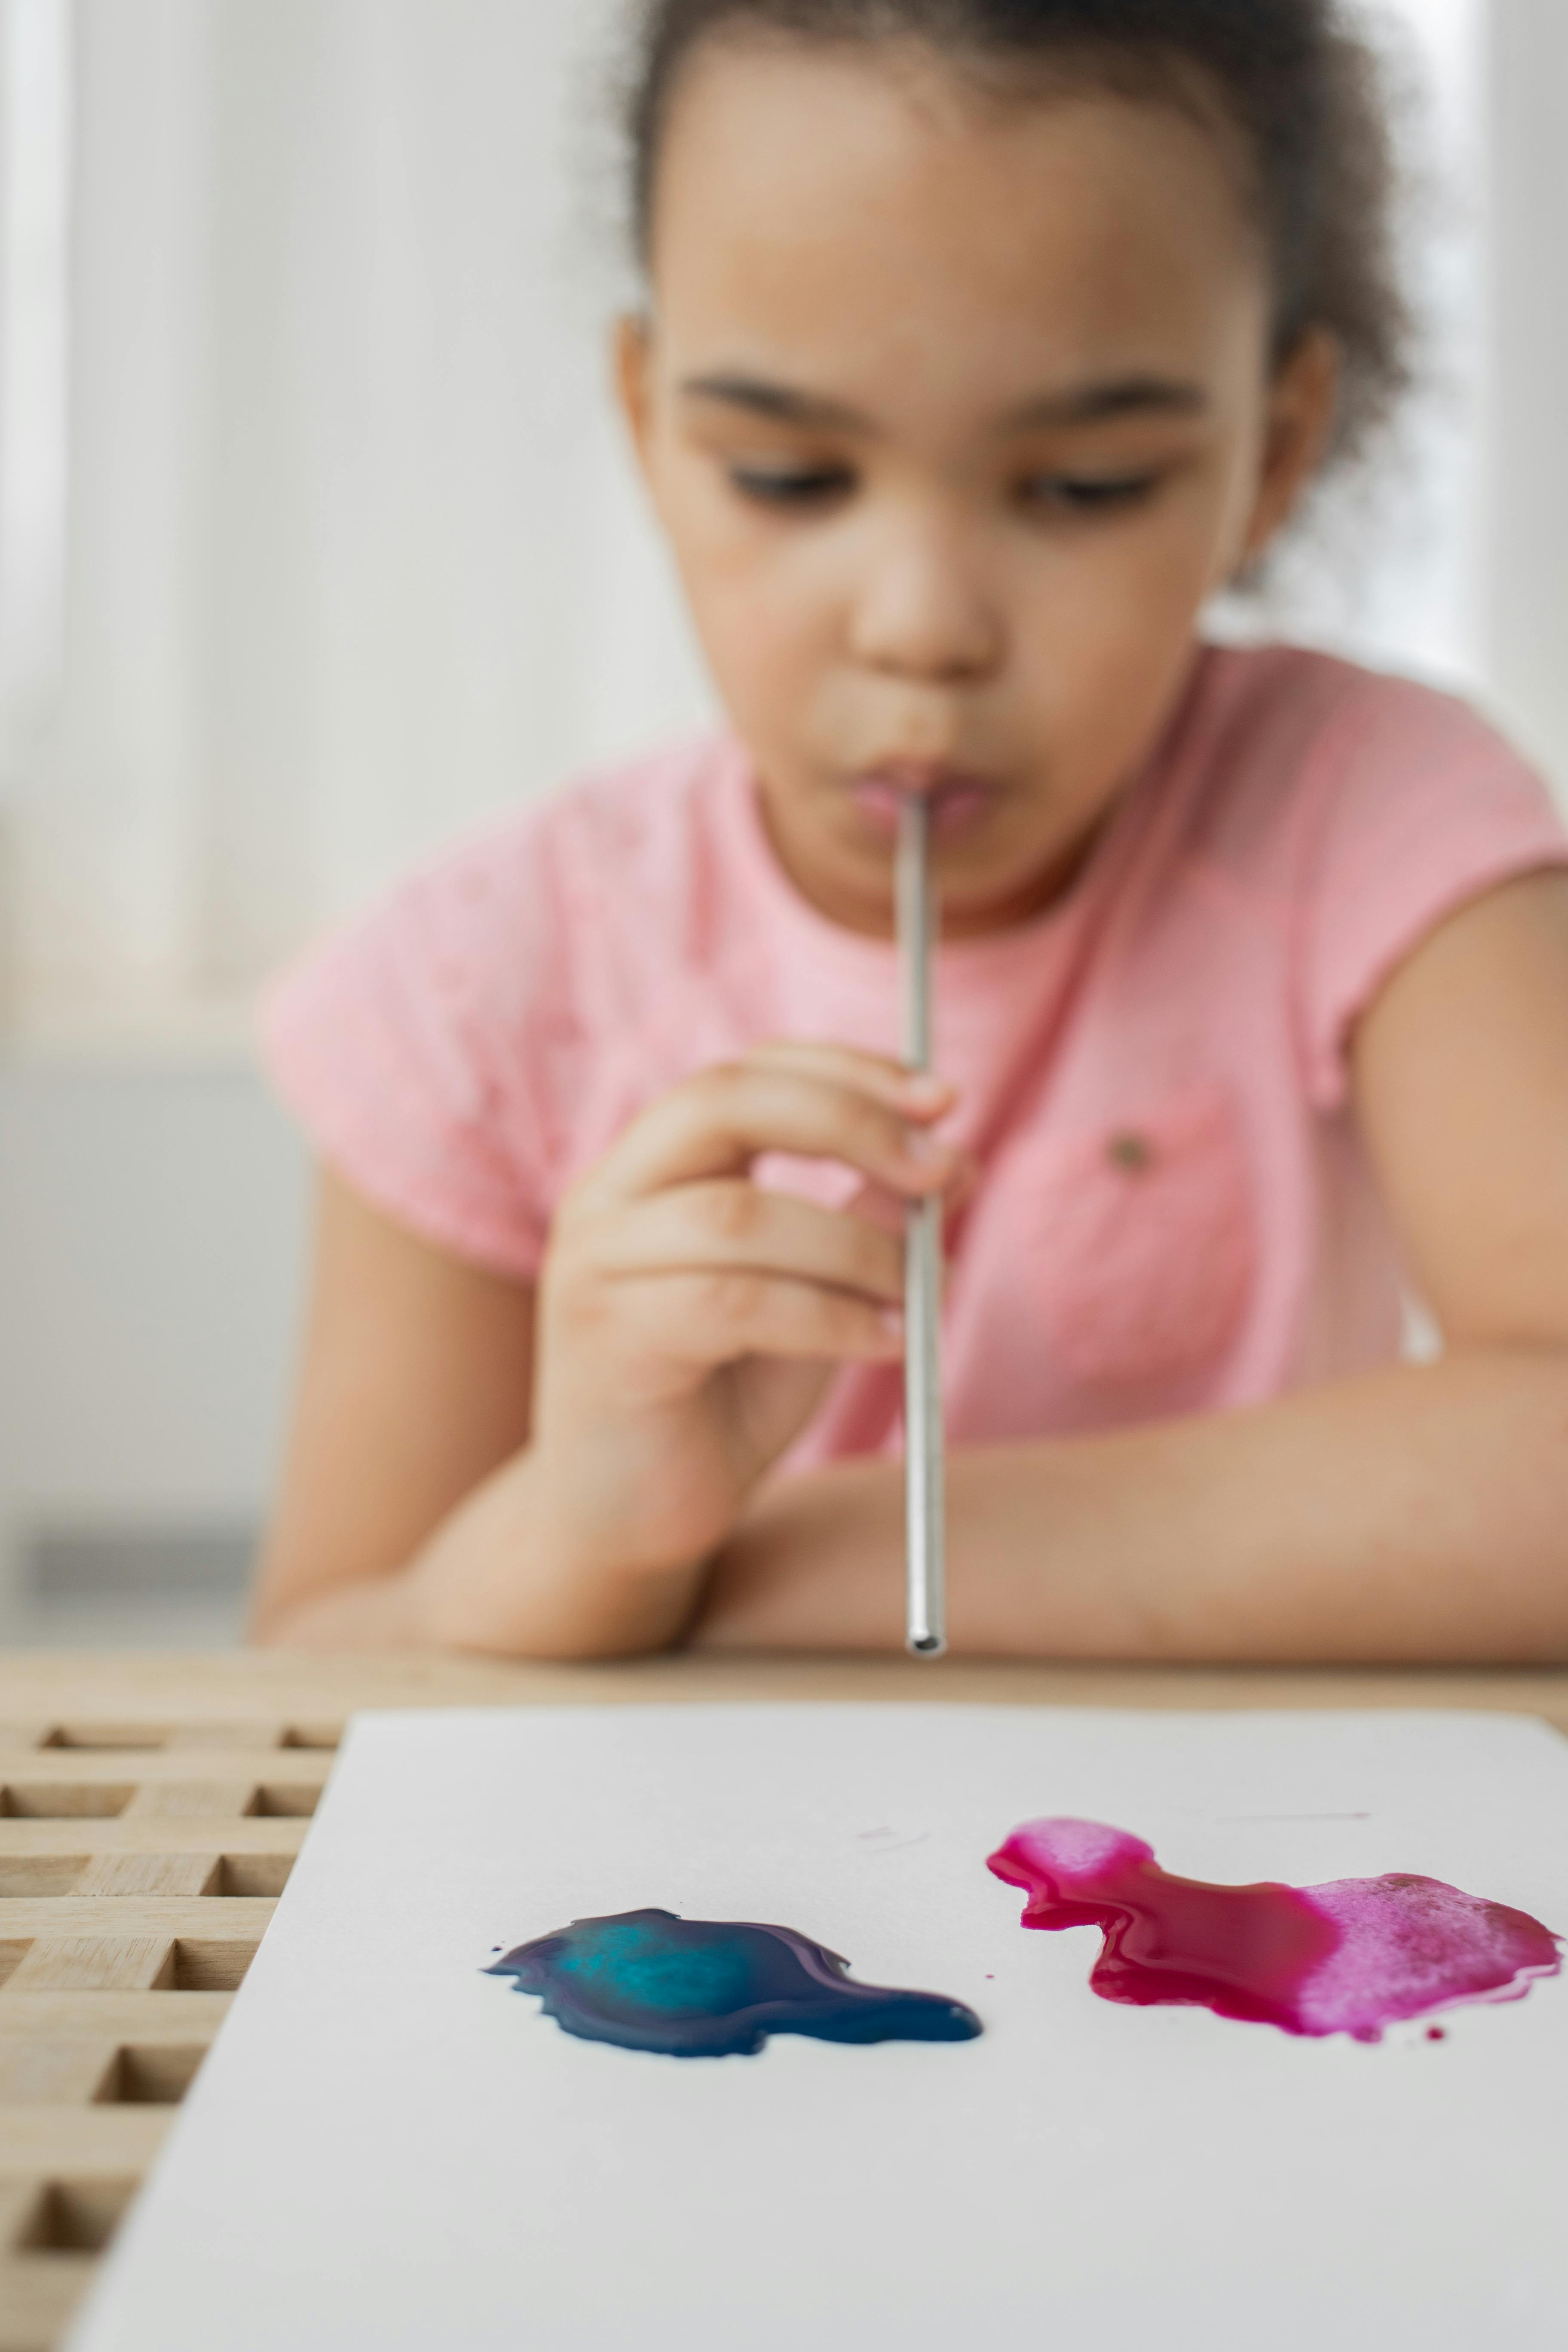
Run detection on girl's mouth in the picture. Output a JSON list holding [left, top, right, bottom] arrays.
[[845, 763, 1000, 844]]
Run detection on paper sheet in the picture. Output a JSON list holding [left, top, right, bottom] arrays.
[[69, 1704, 1568, 2350]]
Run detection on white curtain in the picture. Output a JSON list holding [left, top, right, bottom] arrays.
[[0, 0, 1560, 1026], [6, 0, 714, 1019], [0, 0, 69, 793], [1485, 0, 1568, 785]]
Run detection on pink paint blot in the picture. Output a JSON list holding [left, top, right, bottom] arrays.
[[988, 1819, 1561, 2043]]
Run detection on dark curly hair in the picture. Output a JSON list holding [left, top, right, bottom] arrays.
[[620, 0, 1414, 469]]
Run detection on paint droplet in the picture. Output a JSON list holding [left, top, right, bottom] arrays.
[[988, 1819, 1560, 2042], [486, 1908, 983, 2059], [1427, 2026, 1447, 2042]]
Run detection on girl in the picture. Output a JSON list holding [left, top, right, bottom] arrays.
[[253, 0, 1568, 1663]]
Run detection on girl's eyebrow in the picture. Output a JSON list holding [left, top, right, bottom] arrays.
[[1003, 376, 1210, 429], [677, 369, 1210, 434], [679, 373, 877, 433]]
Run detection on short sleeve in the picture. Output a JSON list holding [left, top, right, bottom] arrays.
[[259, 812, 567, 1280], [1298, 680, 1568, 1109]]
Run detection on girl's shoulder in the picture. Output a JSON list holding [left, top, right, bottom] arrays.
[[256, 731, 753, 1277], [1178, 638, 1562, 882], [1173, 641, 1568, 1112], [377, 726, 743, 927], [278, 727, 746, 1011]]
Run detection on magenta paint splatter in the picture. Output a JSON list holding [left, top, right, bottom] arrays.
[[988, 1819, 1561, 2043]]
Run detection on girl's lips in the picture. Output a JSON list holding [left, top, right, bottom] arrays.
[[845, 768, 999, 843]]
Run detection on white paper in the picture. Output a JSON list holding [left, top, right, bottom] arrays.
[[70, 1704, 1568, 2351]]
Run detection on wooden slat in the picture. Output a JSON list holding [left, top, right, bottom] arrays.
[[0, 1899, 273, 1945], [1, 1649, 1566, 1733], [121, 1782, 262, 1821], [0, 1819, 308, 1859], [0, 1752, 329, 1792], [0, 1897, 273, 2004], [0, 2040, 203, 2111], [37, 1728, 169, 1754], [0, 1994, 230, 2042], [19, 2177, 137, 2251], [0, 1866, 82, 1902], [0, 2253, 96, 2352], [0, 2110, 172, 2171], [99, 2047, 206, 2107], [0, 1788, 135, 1824], [74, 1856, 219, 1899], [5, 1944, 175, 1997], [0, 1687, 303, 2345], [0, 2045, 119, 2107], [162, 1725, 287, 1750], [0, 2184, 44, 2248]]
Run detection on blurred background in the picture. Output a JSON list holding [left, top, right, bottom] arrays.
[[0, 0, 1562, 1644]]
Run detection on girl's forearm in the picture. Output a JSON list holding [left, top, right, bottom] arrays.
[[252, 1448, 708, 1659], [695, 1347, 1568, 1663]]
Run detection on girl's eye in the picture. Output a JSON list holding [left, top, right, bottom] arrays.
[[728, 464, 855, 508], [1019, 472, 1163, 515]]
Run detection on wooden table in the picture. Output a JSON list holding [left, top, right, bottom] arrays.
[[0, 1649, 1563, 2351]]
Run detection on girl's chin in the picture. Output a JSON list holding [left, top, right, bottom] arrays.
[[765, 785, 1073, 933], [834, 845, 1072, 935]]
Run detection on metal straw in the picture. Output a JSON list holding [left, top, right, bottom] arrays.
[[896, 794, 946, 1658]]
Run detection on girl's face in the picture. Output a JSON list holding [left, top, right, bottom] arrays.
[[619, 40, 1337, 938]]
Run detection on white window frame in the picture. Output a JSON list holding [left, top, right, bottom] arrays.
[[0, 0, 71, 801]]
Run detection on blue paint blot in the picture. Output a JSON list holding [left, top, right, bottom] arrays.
[[485, 1907, 983, 2058]]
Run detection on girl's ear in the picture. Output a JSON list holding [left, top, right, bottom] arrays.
[[1241, 328, 1342, 562], [614, 312, 656, 479]]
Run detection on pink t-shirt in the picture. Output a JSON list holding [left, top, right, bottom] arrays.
[[261, 643, 1568, 1465]]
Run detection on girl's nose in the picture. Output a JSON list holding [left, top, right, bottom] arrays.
[[846, 520, 1003, 685]]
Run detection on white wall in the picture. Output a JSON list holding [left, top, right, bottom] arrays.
[[1482, 0, 1568, 783], [0, 1055, 308, 1624], [9, 0, 714, 1018], [1226, 0, 1488, 695]]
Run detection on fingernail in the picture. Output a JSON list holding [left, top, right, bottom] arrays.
[[900, 1072, 953, 1108], [906, 1129, 954, 1167], [879, 1308, 905, 1339]]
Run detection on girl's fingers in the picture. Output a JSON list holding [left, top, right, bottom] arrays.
[[843, 1159, 980, 1235], [601, 1267, 905, 1369], [573, 1060, 964, 1208], [743, 1038, 955, 1116], [583, 1182, 906, 1304]]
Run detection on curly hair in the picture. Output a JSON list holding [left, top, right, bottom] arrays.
[[619, 0, 1414, 468]]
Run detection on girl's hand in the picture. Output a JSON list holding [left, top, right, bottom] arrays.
[[528, 1041, 965, 1606]]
